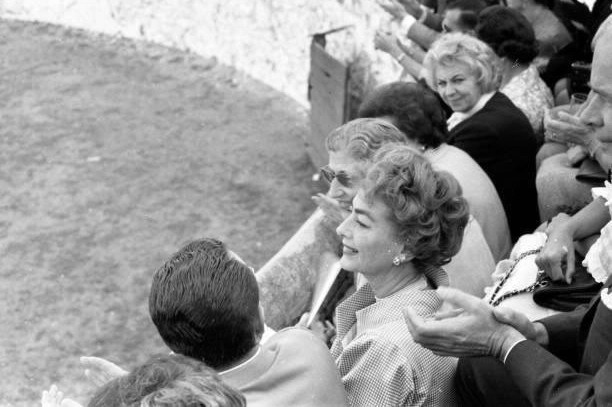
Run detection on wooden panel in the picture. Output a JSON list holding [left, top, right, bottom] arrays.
[[307, 41, 349, 168]]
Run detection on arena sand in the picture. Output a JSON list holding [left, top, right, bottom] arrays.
[[0, 19, 321, 405]]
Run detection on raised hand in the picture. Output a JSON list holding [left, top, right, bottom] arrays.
[[398, 0, 423, 18], [41, 385, 83, 407], [377, 0, 408, 20], [374, 31, 401, 57], [80, 356, 128, 387]]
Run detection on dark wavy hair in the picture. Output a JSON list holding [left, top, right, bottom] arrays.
[[357, 82, 448, 149], [364, 144, 469, 269], [88, 354, 246, 407], [476, 5, 539, 64], [149, 238, 262, 369]]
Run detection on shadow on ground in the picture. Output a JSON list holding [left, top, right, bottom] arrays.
[[0, 19, 319, 405]]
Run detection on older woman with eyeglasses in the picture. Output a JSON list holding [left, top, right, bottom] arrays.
[[424, 32, 539, 241]]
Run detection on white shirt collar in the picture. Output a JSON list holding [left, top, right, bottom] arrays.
[[218, 345, 261, 376], [447, 91, 495, 130]]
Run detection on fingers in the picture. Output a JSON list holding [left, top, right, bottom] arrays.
[[433, 307, 464, 320], [565, 245, 575, 284], [402, 307, 425, 337], [297, 313, 309, 327], [557, 110, 587, 126], [436, 286, 480, 310], [61, 399, 84, 407], [41, 385, 63, 407]]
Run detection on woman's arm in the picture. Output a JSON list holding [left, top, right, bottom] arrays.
[[536, 198, 610, 282]]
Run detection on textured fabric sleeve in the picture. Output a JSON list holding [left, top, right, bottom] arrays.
[[336, 334, 413, 407], [505, 340, 612, 406]]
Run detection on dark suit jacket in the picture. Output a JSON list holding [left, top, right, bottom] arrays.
[[505, 275, 612, 406], [448, 92, 539, 241]]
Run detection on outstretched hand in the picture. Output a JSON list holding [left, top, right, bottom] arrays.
[[80, 356, 128, 387], [374, 31, 401, 56], [41, 385, 83, 407], [377, 0, 409, 20], [403, 287, 525, 359], [398, 0, 423, 18]]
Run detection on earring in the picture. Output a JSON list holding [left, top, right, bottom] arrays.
[[392, 253, 407, 266]]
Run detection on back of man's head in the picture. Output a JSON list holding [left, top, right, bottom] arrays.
[[149, 238, 262, 369], [446, 0, 487, 31]]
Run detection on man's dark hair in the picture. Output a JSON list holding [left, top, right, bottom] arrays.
[[476, 6, 539, 64], [149, 238, 262, 369], [446, 0, 488, 31], [357, 82, 449, 149]]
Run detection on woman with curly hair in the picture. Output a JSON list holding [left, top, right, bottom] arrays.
[[476, 5, 553, 136], [424, 32, 539, 240], [329, 143, 469, 406]]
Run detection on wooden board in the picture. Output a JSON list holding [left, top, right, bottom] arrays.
[[307, 40, 350, 169]]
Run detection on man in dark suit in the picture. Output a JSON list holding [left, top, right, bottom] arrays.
[[403, 15, 612, 406]]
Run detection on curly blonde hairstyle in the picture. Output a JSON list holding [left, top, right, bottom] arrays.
[[424, 32, 501, 94], [364, 144, 469, 269]]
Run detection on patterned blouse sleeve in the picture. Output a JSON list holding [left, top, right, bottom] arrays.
[[335, 333, 414, 406]]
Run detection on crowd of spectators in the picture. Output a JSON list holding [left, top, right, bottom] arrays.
[[40, 1, 612, 406]]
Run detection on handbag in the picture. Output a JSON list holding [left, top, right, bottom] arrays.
[[532, 260, 602, 311], [575, 158, 608, 185], [488, 248, 602, 312]]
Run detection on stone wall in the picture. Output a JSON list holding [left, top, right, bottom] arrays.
[[1, 0, 401, 107]]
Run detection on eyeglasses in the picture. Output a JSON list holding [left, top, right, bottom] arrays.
[[320, 165, 352, 187]]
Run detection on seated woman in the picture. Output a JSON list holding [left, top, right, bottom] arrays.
[[41, 354, 245, 407], [326, 143, 469, 406], [358, 81, 511, 262], [257, 118, 495, 329], [424, 32, 539, 240], [476, 6, 553, 137]]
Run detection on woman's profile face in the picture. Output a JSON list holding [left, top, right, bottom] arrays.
[[326, 149, 369, 210], [435, 62, 482, 113], [336, 189, 403, 277]]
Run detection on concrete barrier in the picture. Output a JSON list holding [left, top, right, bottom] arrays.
[[0, 0, 401, 107]]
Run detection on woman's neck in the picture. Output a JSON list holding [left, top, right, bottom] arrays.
[[366, 262, 421, 298], [500, 58, 527, 88]]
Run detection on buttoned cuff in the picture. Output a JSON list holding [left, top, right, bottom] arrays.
[[400, 14, 417, 36], [502, 338, 527, 364]]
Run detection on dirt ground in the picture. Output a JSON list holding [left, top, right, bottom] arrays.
[[0, 19, 321, 406]]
